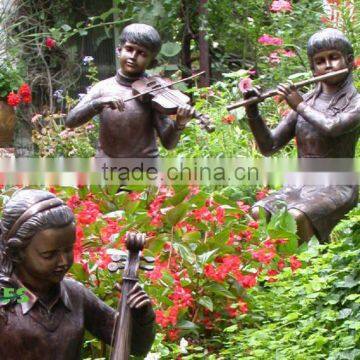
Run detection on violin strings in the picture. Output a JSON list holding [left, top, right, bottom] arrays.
[[153, 89, 208, 128]]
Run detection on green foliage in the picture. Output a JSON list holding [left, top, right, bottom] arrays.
[[0, 61, 24, 98], [218, 207, 360, 359]]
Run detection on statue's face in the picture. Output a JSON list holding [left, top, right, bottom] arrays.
[[16, 223, 76, 289], [312, 49, 349, 84], [118, 41, 154, 76]]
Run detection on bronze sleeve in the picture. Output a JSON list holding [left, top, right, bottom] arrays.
[[153, 112, 183, 150], [296, 100, 360, 137], [246, 106, 297, 156]]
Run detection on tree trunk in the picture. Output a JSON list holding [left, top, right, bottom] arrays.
[[198, 0, 210, 87]]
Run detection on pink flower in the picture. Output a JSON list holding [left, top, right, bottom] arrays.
[[282, 49, 296, 57], [45, 37, 56, 49], [248, 69, 257, 76], [238, 77, 253, 93], [258, 34, 284, 46], [270, 0, 292, 12], [269, 51, 281, 64]]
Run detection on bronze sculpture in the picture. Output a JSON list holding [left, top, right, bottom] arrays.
[[242, 29, 359, 243], [66, 23, 194, 158], [0, 189, 155, 359]]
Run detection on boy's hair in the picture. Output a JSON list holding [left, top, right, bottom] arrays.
[[119, 23, 162, 56], [307, 28, 354, 68]]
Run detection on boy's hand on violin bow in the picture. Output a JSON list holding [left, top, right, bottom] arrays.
[[175, 104, 195, 130], [92, 96, 125, 112], [277, 82, 304, 111]]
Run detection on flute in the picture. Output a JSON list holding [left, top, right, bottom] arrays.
[[226, 68, 349, 111]]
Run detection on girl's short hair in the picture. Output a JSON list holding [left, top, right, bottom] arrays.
[[118, 23, 162, 56], [307, 28, 354, 67], [0, 189, 74, 288]]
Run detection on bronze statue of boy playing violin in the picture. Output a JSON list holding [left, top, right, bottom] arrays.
[[66, 23, 195, 158]]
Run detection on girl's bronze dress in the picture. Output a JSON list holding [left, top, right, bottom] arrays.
[[251, 77, 359, 241]]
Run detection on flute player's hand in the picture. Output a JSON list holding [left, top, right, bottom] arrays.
[[242, 85, 262, 115], [277, 82, 304, 111]]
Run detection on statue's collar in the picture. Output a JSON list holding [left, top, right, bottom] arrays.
[[115, 70, 146, 87], [12, 274, 73, 315]]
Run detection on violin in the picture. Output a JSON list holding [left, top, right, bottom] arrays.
[[108, 233, 154, 360], [123, 72, 215, 133]]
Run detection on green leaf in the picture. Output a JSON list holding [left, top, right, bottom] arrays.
[[61, 24, 72, 32], [164, 203, 189, 226], [199, 296, 213, 312], [198, 249, 218, 265], [183, 231, 201, 243], [165, 187, 190, 206], [335, 275, 358, 289], [206, 283, 236, 299], [177, 320, 199, 330], [173, 243, 196, 264], [160, 42, 181, 57], [338, 308, 352, 319]]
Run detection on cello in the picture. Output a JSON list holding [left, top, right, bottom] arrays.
[[108, 232, 155, 360]]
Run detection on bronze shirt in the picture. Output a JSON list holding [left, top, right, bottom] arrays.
[[66, 71, 183, 158], [0, 276, 155, 360]]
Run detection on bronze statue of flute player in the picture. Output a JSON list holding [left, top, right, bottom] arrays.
[[238, 29, 360, 243]]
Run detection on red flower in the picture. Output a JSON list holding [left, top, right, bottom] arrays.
[[320, 16, 330, 24], [256, 188, 269, 200], [235, 272, 257, 288], [169, 285, 193, 308], [168, 329, 180, 341], [192, 206, 214, 222], [290, 255, 302, 272], [146, 261, 167, 283], [354, 57, 360, 68], [7, 92, 21, 107], [238, 299, 248, 314], [96, 249, 112, 270], [77, 201, 101, 225], [278, 259, 286, 271], [100, 219, 121, 244], [67, 194, 81, 210], [45, 37, 56, 49], [226, 304, 238, 318], [248, 220, 259, 229], [252, 248, 276, 265], [18, 83, 32, 104], [74, 225, 84, 263], [128, 192, 141, 201], [204, 264, 226, 282], [267, 269, 279, 276], [215, 206, 225, 224], [155, 309, 169, 327], [221, 114, 236, 124]]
